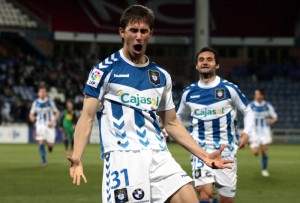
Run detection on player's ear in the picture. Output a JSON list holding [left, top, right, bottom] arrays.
[[119, 27, 125, 39], [150, 29, 154, 36], [216, 64, 220, 69]]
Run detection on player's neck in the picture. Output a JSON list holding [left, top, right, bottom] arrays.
[[256, 99, 264, 104], [122, 49, 147, 65], [199, 73, 216, 84]]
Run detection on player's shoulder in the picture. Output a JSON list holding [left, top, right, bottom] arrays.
[[31, 99, 39, 106], [264, 100, 271, 105], [264, 101, 274, 108], [180, 81, 199, 100], [221, 78, 245, 96], [248, 101, 255, 107], [94, 51, 121, 72], [46, 97, 55, 103], [149, 61, 170, 78], [183, 81, 198, 92], [220, 78, 240, 90], [144, 61, 172, 87]]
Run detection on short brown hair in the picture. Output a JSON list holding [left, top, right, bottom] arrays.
[[196, 47, 220, 65], [256, 88, 265, 97], [120, 5, 154, 29]]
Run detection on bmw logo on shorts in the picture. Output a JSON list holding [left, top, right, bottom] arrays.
[[132, 188, 144, 200]]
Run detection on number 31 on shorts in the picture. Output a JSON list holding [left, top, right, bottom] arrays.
[[111, 168, 129, 189]]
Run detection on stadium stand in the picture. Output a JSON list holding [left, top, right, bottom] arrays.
[[0, 0, 37, 28], [15, 0, 107, 33], [226, 47, 300, 132]]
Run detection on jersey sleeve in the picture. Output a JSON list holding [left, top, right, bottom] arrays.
[[176, 90, 191, 123], [49, 99, 58, 113], [268, 103, 278, 119], [29, 101, 36, 114], [157, 71, 175, 111], [226, 85, 254, 135], [83, 64, 111, 100]]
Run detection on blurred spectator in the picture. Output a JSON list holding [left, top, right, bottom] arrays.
[[1, 98, 12, 125]]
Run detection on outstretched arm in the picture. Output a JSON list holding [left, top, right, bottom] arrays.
[[159, 109, 233, 169], [68, 95, 100, 185]]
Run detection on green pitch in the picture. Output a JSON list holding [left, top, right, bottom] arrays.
[[0, 143, 299, 203]]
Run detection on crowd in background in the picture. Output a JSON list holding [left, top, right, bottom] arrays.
[[1, 51, 299, 127], [0, 52, 90, 125], [0, 51, 184, 125]]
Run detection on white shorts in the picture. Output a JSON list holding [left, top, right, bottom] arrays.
[[102, 150, 193, 203], [192, 155, 237, 198], [250, 131, 272, 148], [35, 125, 56, 143]]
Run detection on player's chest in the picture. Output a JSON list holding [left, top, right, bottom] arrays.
[[188, 99, 233, 119], [108, 67, 164, 90]]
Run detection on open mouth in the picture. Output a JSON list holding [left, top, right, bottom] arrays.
[[134, 44, 143, 52]]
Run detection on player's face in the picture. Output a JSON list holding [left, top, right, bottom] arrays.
[[254, 90, 264, 102], [195, 51, 219, 74], [38, 88, 47, 100], [66, 101, 73, 110], [119, 21, 153, 60]]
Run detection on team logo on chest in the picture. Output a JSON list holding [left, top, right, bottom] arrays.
[[148, 70, 161, 86], [215, 88, 226, 100]]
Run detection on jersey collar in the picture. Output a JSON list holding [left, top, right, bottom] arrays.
[[198, 76, 220, 89], [119, 49, 150, 68], [38, 97, 49, 103], [254, 100, 266, 106]]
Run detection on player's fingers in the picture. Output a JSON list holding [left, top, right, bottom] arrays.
[[239, 140, 247, 149], [82, 175, 87, 184], [69, 168, 74, 178], [223, 159, 234, 164], [72, 175, 77, 185], [76, 175, 81, 186], [219, 144, 225, 152], [223, 164, 233, 169]]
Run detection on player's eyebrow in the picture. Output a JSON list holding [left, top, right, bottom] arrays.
[[198, 57, 214, 61], [129, 27, 150, 34]]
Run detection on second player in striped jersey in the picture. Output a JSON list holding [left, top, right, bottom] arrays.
[[177, 47, 254, 203], [29, 85, 60, 167], [248, 88, 278, 177]]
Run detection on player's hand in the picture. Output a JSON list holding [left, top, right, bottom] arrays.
[[68, 157, 87, 186], [267, 118, 276, 125], [48, 120, 55, 128], [29, 115, 36, 123], [161, 128, 168, 140], [205, 145, 234, 169], [239, 132, 249, 149]]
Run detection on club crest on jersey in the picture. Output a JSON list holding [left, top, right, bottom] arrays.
[[215, 88, 226, 100], [148, 70, 161, 86], [114, 188, 129, 203], [132, 188, 145, 200]]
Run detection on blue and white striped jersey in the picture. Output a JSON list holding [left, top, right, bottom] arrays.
[[84, 50, 174, 157], [248, 101, 277, 135], [177, 76, 254, 156], [30, 98, 58, 127]]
